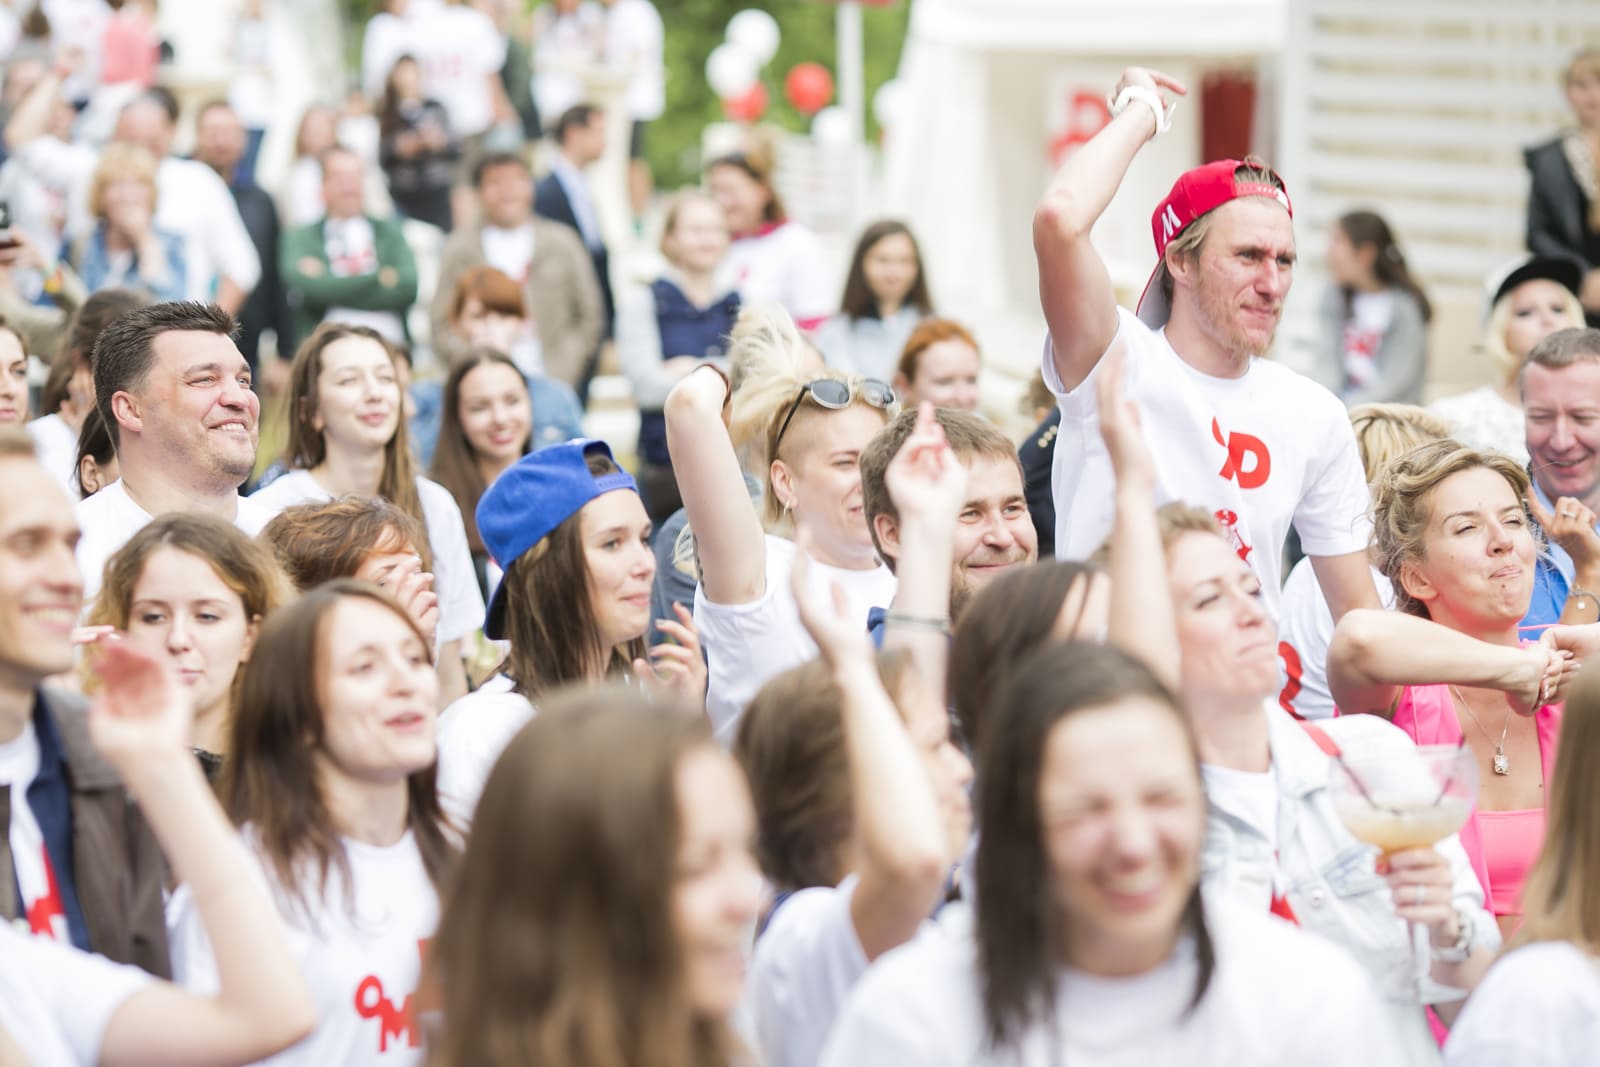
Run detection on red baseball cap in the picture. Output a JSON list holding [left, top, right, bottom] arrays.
[[1135, 159, 1293, 328]]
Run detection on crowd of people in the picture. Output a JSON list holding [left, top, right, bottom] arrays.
[[2, 1, 1600, 1062]]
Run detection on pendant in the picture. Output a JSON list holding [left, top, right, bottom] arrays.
[[1492, 749, 1510, 776]]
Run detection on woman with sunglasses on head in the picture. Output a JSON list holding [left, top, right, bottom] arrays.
[[821, 643, 1398, 1066], [706, 148, 832, 332], [814, 219, 933, 380], [433, 439, 706, 824], [166, 580, 455, 1067], [665, 306, 898, 739], [251, 322, 483, 707]]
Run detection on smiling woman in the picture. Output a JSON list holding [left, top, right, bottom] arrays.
[[0, 318, 28, 427], [165, 580, 457, 1067]]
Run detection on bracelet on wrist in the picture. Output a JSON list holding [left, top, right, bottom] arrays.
[[1568, 586, 1600, 621], [1106, 84, 1175, 138], [882, 610, 951, 635], [1431, 906, 1475, 963]]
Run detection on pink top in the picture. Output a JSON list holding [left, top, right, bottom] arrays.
[[1390, 683, 1561, 916], [1475, 808, 1546, 916]]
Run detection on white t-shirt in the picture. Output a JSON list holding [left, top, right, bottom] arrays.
[[411, 3, 506, 138], [1341, 290, 1395, 390], [531, 2, 603, 120], [322, 217, 407, 344], [819, 897, 1398, 1066], [602, 0, 665, 121], [1045, 308, 1371, 615], [168, 830, 440, 1067], [0, 920, 152, 1067], [434, 687, 535, 826], [27, 413, 81, 498], [695, 534, 897, 742], [362, 11, 420, 101], [0, 719, 70, 942], [717, 223, 835, 331], [480, 222, 537, 283], [1276, 560, 1396, 720], [1443, 941, 1600, 1066], [249, 471, 486, 644], [76, 480, 275, 603], [746, 874, 873, 1067], [1200, 763, 1278, 847]]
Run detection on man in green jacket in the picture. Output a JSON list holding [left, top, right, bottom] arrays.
[[280, 146, 419, 348]]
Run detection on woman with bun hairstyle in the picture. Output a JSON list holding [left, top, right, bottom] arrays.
[[433, 439, 705, 823], [665, 307, 898, 740]]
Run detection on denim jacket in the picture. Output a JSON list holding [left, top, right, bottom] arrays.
[[1200, 706, 1499, 1013]]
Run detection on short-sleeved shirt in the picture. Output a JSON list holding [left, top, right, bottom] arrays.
[[1044, 308, 1371, 615], [0, 922, 152, 1067], [1443, 941, 1600, 1066]]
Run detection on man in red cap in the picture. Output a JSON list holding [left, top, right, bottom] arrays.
[[1032, 66, 1379, 622]]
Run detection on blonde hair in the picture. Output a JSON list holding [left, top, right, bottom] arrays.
[[1516, 658, 1600, 951], [657, 188, 723, 263], [1370, 439, 1534, 618], [88, 142, 160, 220], [725, 306, 896, 530], [1347, 403, 1451, 484], [1485, 284, 1586, 385]]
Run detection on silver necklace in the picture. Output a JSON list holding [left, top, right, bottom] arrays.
[[1449, 685, 1511, 776]]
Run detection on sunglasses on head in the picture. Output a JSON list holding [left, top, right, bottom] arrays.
[[772, 377, 897, 457]]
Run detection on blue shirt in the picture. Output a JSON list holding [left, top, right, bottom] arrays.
[[1521, 482, 1591, 631]]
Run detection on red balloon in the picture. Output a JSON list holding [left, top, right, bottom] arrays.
[[723, 82, 769, 124], [784, 62, 834, 116]]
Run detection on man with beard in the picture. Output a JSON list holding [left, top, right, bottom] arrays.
[[75, 302, 270, 600], [1033, 66, 1377, 620], [858, 405, 1036, 698]]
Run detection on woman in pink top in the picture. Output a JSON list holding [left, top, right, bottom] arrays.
[[1329, 439, 1569, 936]]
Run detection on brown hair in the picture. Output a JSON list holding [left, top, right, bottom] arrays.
[[426, 685, 742, 1067], [976, 643, 1213, 1050], [500, 450, 647, 700], [74, 408, 117, 497], [449, 266, 526, 325], [43, 289, 149, 416], [1370, 439, 1534, 618], [428, 349, 532, 554], [87, 513, 290, 714], [657, 189, 724, 262], [1333, 210, 1432, 324], [859, 406, 1021, 570], [259, 495, 433, 590], [219, 580, 456, 916], [706, 152, 785, 224], [896, 318, 979, 384], [837, 220, 933, 321], [1516, 658, 1600, 949], [734, 650, 915, 893], [947, 560, 1101, 756], [87, 142, 159, 220], [0, 426, 35, 460], [92, 301, 236, 450], [281, 323, 426, 530], [1522, 326, 1600, 379]]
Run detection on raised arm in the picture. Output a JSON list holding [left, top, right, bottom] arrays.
[[792, 544, 947, 961], [1033, 67, 1186, 393], [1327, 609, 1561, 719], [86, 639, 315, 1067], [1097, 343, 1180, 690], [879, 403, 968, 705], [664, 365, 767, 604]]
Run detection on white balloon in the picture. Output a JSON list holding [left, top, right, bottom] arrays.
[[706, 43, 759, 100], [726, 8, 781, 66], [873, 79, 907, 129], [811, 106, 853, 148]]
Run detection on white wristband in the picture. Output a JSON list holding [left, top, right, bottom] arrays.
[[1107, 85, 1174, 138]]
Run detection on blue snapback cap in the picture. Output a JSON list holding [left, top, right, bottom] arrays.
[[476, 438, 637, 639]]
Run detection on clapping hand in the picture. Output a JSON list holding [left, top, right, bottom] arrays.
[[84, 634, 191, 769], [633, 602, 707, 705]]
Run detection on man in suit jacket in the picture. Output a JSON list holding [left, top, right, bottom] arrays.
[[431, 151, 603, 388], [280, 146, 419, 345], [536, 104, 614, 330]]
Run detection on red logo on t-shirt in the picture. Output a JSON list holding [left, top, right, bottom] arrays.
[[1212, 418, 1272, 490], [1277, 641, 1304, 718], [1214, 508, 1254, 565], [25, 846, 68, 941], [353, 939, 430, 1052]]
